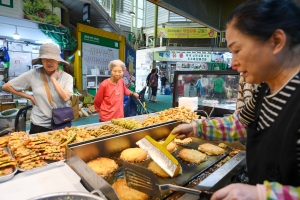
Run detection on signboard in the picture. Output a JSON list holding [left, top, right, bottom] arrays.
[[82, 3, 90, 22], [81, 33, 119, 89], [157, 28, 217, 38], [154, 51, 212, 62], [125, 44, 136, 91]]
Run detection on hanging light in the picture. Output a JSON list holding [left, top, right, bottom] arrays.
[[13, 26, 20, 40], [129, 11, 135, 16]]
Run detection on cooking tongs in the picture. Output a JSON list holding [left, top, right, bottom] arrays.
[[124, 161, 213, 199]]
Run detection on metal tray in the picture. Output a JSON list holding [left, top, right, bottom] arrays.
[[0, 147, 18, 183], [66, 121, 237, 199], [0, 166, 17, 183], [6, 144, 65, 173]]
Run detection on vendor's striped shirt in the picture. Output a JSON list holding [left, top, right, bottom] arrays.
[[239, 71, 300, 178], [196, 70, 300, 199]]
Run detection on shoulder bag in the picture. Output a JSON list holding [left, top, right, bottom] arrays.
[[41, 69, 74, 130]]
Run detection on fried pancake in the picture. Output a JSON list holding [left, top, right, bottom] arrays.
[[87, 157, 118, 176], [148, 161, 182, 178], [158, 141, 177, 153], [178, 148, 207, 164], [0, 136, 10, 147], [174, 137, 192, 145], [120, 148, 147, 163], [112, 178, 149, 200], [198, 143, 225, 155]]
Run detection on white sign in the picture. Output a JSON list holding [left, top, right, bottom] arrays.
[[155, 51, 212, 62], [82, 42, 119, 75]]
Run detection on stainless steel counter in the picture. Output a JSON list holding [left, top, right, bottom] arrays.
[[66, 119, 246, 200]]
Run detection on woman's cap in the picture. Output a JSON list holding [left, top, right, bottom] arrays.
[[32, 43, 69, 66]]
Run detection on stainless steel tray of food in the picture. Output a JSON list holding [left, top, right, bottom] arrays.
[[0, 147, 18, 183], [6, 132, 66, 173], [0, 165, 17, 183], [66, 121, 246, 199]]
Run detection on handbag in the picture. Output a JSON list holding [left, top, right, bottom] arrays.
[[41, 69, 74, 130]]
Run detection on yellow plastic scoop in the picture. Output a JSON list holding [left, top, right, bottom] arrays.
[[136, 132, 179, 177]]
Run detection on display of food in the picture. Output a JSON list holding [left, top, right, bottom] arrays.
[[0, 148, 17, 176], [147, 161, 182, 178], [141, 115, 172, 127], [0, 136, 10, 148], [111, 118, 143, 130], [198, 143, 225, 156], [112, 178, 149, 200], [178, 149, 207, 164], [158, 141, 177, 153], [7, 132, 65, 170], [157, 106, 200, 123], [87, 157, 118, 176], [174, 137, 193, 145], [120, 148, 148, 163]]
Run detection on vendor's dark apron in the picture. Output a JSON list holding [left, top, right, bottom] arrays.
[[246, 83, 300, 186]]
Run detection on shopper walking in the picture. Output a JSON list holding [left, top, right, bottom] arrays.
[[172, 0, 300, 199], [146, 69, 155, 100], [160, 73, 168, 94], [149, 68, 158, 102]]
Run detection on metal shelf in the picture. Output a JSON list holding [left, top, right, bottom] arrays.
[[86, 75, 110, 77]]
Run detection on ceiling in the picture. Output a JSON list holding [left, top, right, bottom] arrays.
[[147, 0, 246, 32], [59, 0, 124, 34]]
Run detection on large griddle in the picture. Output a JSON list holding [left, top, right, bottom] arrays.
[[66, 121, 243, 199]]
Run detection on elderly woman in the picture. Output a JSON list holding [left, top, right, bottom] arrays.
[[3, 43, 73, 134], [172, 0, 300, 199], [94, 59, 139, 122]]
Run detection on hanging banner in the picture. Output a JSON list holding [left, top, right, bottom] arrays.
[[125, 44, 136, 91], [154, 51, 212, 62], [157, 28, 217, 38]]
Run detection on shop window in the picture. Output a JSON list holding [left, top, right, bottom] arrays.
[[100, 0, 124, 12]]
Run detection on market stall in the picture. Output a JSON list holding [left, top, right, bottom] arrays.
[[0, 107, 245, 199]]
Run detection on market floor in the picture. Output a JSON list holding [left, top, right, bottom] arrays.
[[25, 94, 173, 130]]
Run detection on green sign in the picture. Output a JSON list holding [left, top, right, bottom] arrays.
[[81, 33, 119, 49]]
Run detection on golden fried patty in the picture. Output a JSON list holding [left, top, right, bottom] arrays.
[[148, 161, 182, 178], [178, 148, 207, 164], [112, 178, 149, 200], [158, 141, 177, 153], [198, 143, 225, 155], [174, 137, 192, 145], [87, 157, 118, 176], [120, 148, 147, 162]]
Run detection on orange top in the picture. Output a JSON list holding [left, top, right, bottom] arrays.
[[94, 79, 131, 122]]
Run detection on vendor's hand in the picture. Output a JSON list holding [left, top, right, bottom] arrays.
[[171, 122, 196, 139], [211, 184, 258, 200], [28, 95, 37, 106], [50, 69, 62, 81]]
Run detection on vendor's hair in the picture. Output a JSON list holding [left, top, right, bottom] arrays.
[[226, 0, 300, 48], [108, 59, 126, 71]]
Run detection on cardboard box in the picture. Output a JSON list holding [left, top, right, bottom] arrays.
[[0, 102, 16, 112], [71, 95, 80, 121], [78, 90, 94, 105]]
